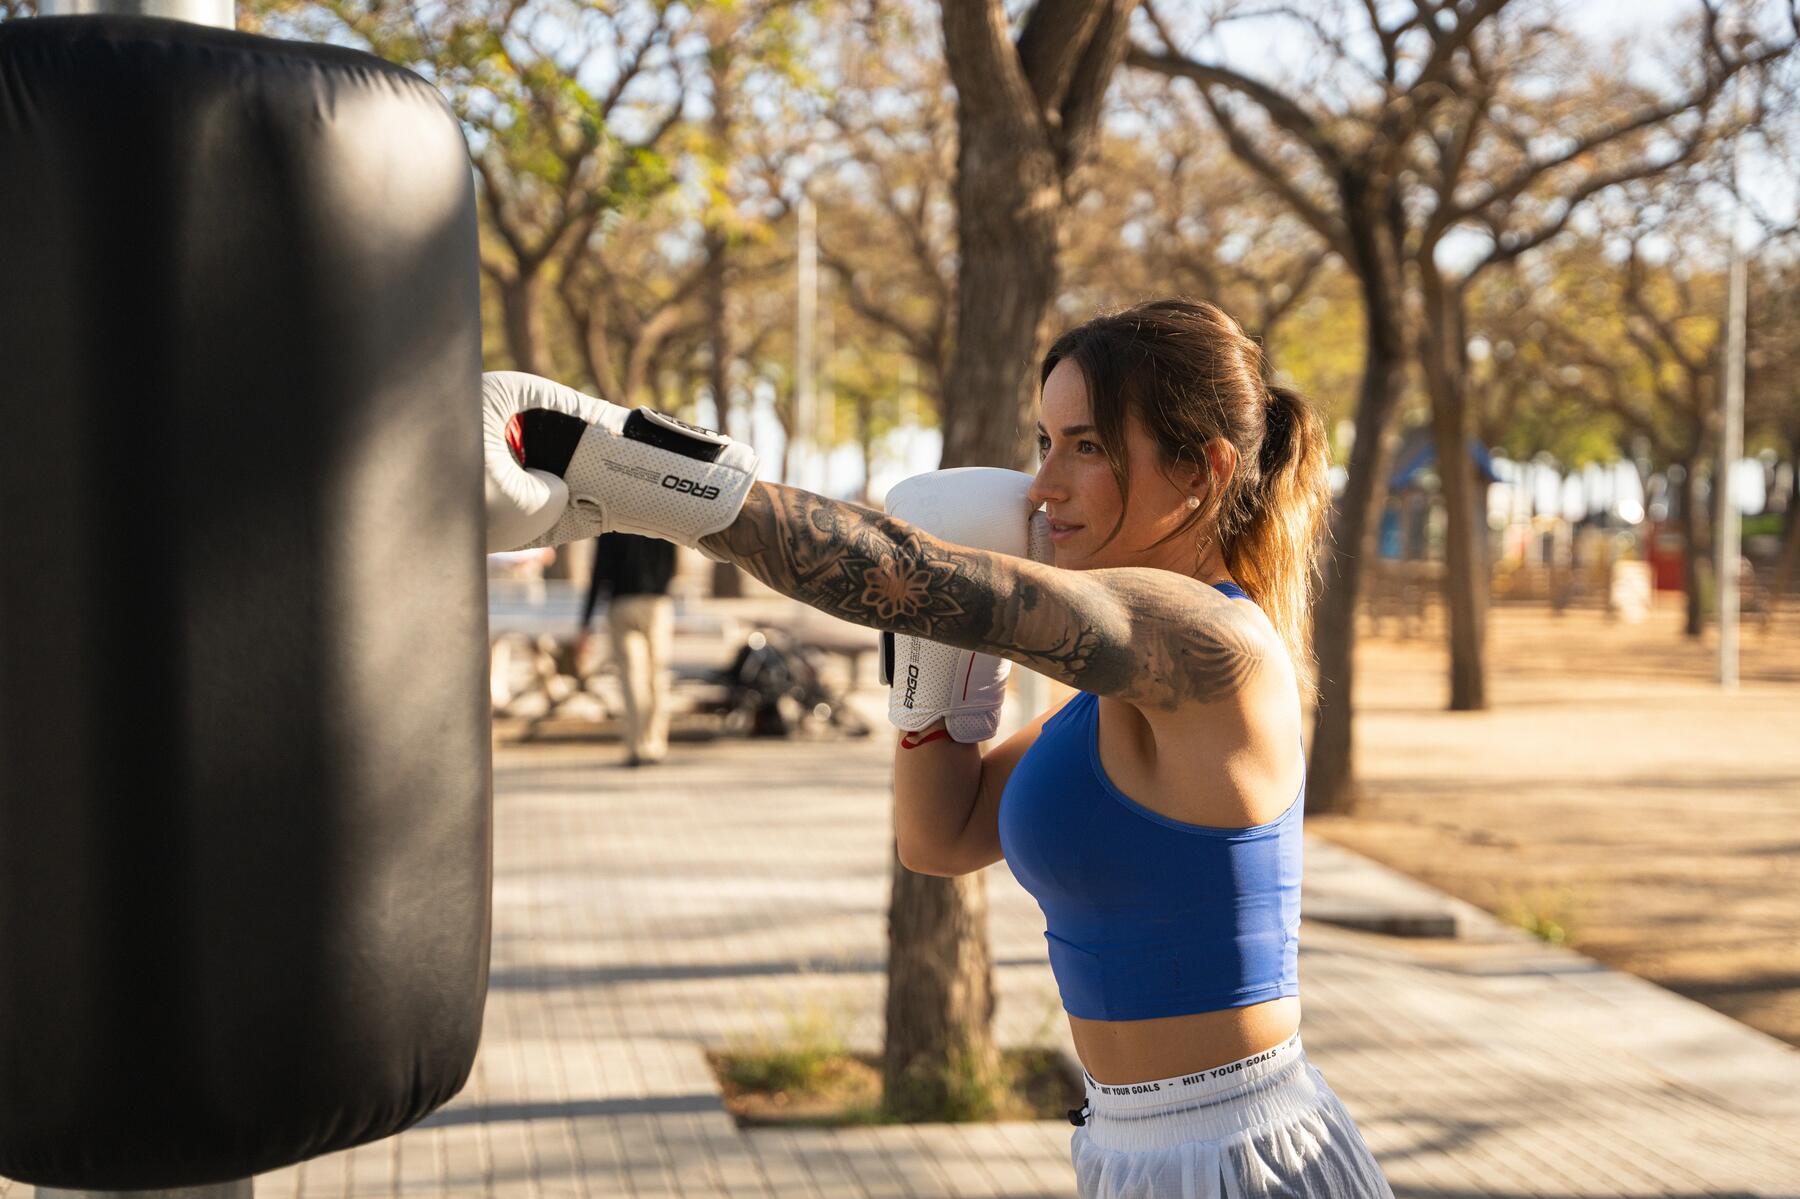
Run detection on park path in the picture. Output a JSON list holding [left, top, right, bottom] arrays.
[[240, 687, 1798, 1199]]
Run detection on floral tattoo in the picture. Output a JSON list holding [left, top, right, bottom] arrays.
[[701, 483, 1263, 709]]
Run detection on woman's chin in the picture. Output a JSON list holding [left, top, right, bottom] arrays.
[[1059, 548, 1097, 571]]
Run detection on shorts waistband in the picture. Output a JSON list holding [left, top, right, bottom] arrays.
[[1080, 1032, 1305, 1114]]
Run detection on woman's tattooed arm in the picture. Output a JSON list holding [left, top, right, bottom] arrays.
[[700, 483, 1265, 710]]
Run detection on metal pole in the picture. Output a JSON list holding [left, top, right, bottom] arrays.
[[1719, 242, 1746, 689], [1718, 27, 1751, 690], [818, 258, 834, 496], [795, 196, 817, 492], [40, 0, 235, 28]]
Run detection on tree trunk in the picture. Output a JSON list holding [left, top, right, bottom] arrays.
[[497, 269, 546, 377], [1788, 432, 1800, 542], [625, 305, 687, 406], [881, 856, 1001, 1120], [704, 223, 743, 599], [1307, 192, 1407, 815], [1777, 437, 1800, 608], [566, 284, 623, 403], [877, 0, 1138, 1118], [937, 152, 1059, 470], [1680, 461, 1704, 638], [704, 243, 734, 421], [1419, 266, 1487, 710], [881, 0, 1135, 1114], [935, 4, 1067, 472], [493, 264, 576, 575], [879, 143, 1055, 1112], [879, 1, 1049, 1115]]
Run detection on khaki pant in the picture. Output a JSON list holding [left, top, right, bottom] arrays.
[[607, 593, 673, 762]]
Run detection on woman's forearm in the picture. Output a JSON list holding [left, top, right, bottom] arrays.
[[699, 481, 1016, 645], [889, 723, 985, 875], [699, 481, 1254, 712]]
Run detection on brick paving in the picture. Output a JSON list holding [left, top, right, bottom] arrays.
[[6, 651, 1799, 1196], [249, 690, 1799, 1198]]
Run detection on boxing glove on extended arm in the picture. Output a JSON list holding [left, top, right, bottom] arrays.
[[483, 371, 759, 555], [881, 468, 1053, 744]]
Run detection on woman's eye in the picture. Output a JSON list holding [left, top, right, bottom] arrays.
[[1077, 440, 1100, 454]]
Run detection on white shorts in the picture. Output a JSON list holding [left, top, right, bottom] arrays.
[[1070, 1033, 1394, 1199]]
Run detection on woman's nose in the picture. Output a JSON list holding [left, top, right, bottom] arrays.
[[1028, 465, 1063, 508]]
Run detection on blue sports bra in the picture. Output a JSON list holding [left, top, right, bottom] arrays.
[[997, 582, 1303, 1021]]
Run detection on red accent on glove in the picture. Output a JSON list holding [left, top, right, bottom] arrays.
[[899, 727, 953, 750], [505, 413, 526, 466]]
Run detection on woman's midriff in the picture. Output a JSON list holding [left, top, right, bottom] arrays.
[[1069, 996, 1302, 1086]]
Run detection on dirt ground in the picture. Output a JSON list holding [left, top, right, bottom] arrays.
[[1308, 599, 1800, 1048]]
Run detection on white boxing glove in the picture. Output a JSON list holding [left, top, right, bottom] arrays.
[[881, 468, 1053, 744], [483, 371, 759, 555]]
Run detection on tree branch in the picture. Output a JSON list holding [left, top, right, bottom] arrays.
[[1054, 0, 1139, 175], [475, 153, 536, 270], [1195, 87, 1350, 256], [939, 0, 1047, 149], [1447, 52, 1755, 227], [596, 4, 673, 122], [818, 240, 938, 368], [1474, 129, 1709, 275], [1015, 0, 1108, 117], [1127, 47, 1346, 177]]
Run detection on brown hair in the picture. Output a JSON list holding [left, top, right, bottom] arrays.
[[1039, 298, 1332, 697]]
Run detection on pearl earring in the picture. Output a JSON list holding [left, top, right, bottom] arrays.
[[1185, 496, 1201, 510]]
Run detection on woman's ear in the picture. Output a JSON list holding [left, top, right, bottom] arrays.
[[1181, 438, 1236, 499], [1203, 438, 1239, 495]]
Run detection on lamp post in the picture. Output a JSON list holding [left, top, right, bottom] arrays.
[[1718, 11, 1755, 690], [1719, 218, 1746, 689], [795, 194, 817, 491]]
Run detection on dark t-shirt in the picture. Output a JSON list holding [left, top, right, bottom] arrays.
[[581, 532, 676, 627]]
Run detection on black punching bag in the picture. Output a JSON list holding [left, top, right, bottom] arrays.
[[0, 15, 491, 1191]]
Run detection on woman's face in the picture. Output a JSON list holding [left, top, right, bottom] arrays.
[[1028, 358, 1209, 574]]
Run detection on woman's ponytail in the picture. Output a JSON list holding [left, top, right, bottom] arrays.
[[1225, 384, 1332, 701]]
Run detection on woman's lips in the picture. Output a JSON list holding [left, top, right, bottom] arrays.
[[1048, 522, 1083, 542]]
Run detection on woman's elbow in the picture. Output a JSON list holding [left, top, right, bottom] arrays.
[[895, 838, 970, 877]]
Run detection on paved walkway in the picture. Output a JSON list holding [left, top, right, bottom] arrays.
[[6, 607, 1798, 1197], [252, 680, 1798, 1199]]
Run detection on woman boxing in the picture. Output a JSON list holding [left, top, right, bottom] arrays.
[[485, 297, 1394, 1198]]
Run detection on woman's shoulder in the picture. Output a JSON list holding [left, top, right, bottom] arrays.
[[1094, 570, 1295, 714], [1227, 595, 1297, 682], [1109, 591, 1304, 824], [1192, 594, 1301, 726]]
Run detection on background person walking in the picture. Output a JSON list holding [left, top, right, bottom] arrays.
[[578, 532, 677, 766]]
